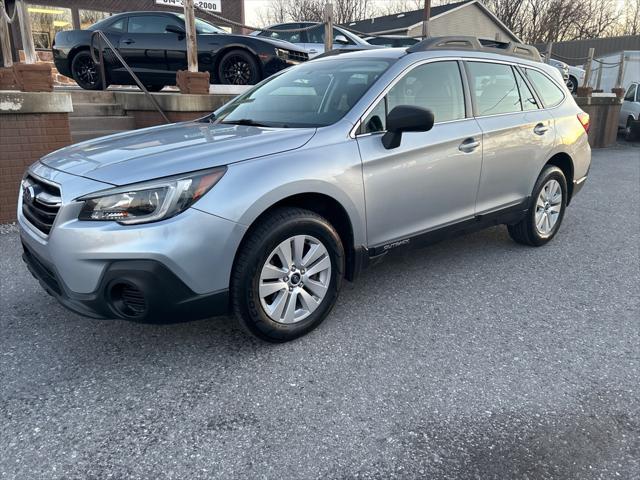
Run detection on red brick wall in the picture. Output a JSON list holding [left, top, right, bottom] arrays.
[[0, 113, 72, 223]]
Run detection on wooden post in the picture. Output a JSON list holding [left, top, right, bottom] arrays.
[[323, 3, 333, 54], [15, 0, 36, 64], [1, 3, 13, 67], [595, 63, 603, 90], [421, 0, 431, 39], [183, 0, 198, 73], [546, 42, 553, 63], [582, 47, 594, 88], [615, 51, 625, 88]]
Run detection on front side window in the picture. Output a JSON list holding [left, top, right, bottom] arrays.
[[260, 24, 302, 43], [468, 62, 522, 116], [128, 16, 180, 34], [525, 68, 565, 108], [625, 84, 637, 102], [361, 61, 466, 133], [216, 58, 393, 128]]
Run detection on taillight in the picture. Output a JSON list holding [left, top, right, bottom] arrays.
[[577, 112, 590, 133]]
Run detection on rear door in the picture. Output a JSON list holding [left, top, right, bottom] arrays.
[[467, 61, 555, 214], [356, 60, 483, 247], [117, 14, 183, 84]]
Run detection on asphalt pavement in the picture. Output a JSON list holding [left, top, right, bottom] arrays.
[[1, 143, 638, 479]]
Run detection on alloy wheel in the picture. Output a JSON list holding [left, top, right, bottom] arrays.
[[75, 56, 98, 86], [535, 179, 562, 235], [258, 235, 332, 324], [221, 56, 252, 85]]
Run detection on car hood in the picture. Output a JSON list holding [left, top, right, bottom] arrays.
[[41, 121, 316, 186]]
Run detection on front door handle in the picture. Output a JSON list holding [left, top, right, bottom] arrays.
[[459, 138, 480, 153], [534, 123, 550, 135], [122, 38, 135, 45]]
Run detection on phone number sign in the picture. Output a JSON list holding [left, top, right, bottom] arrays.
[[155, 0, 221, 13]]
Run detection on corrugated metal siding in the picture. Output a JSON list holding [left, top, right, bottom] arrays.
[[535, 36, 640, 65], [407, 3, 518, 42]]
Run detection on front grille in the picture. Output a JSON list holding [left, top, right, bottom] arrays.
[[288, 51, 309, 63], [21, 175, 61, 235]]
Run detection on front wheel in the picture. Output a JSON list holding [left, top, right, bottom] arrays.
[[71, 50, 107, 90], [217, 49, 261, 85], [566, 75, 578, 94], [231, 207, 344, 342], [508, 166, 567, 246]]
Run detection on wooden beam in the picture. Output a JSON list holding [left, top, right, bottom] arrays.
[[16, 0, 36, 64], [183, 0, 198, 73]]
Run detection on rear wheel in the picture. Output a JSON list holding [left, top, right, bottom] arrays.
[[71, 50, 106, 90], [231, 207, 344, 342], [217, 49, 261, 85], [508, 166, 567, 246]]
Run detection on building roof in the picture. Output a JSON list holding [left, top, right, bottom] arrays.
[[342, 0, 473, 35]]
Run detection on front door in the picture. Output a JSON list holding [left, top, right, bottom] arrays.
[[304, 28, 354, 58], [356, 60, 483, 248], [466, 61, 556, 214], [116, 14, 183, 85]]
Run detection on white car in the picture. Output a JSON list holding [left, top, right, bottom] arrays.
[[620, 82, 640, 140], [252, 22, 375, 58]]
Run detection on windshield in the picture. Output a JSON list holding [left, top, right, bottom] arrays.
[[176, 14, 226, 34], [215, 58, 393, 128]]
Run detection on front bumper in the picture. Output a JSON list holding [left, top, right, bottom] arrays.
[[18, 165, 247, 321], [22, 242, 229, 321]]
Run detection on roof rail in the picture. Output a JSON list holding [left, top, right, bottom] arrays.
[[406, 36, 542, 62]]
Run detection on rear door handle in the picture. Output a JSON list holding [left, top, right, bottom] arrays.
[[534, 123, 550, 135], [459, 138, 480, 153], [122, 38, 135, 45]]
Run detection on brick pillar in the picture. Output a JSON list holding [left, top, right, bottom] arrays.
[[0, 91, 72, 223]]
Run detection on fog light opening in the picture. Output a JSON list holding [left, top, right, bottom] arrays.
[[109, 282, 147, 319]]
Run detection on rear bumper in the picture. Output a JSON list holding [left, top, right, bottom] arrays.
[[22, 241, 229, 322]]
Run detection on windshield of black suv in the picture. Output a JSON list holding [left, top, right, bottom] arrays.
[[215, 58, 394, 128]]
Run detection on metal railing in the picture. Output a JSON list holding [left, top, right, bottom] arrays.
[[89, 30, 170, 124]]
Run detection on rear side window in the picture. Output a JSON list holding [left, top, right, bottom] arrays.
[[525, 69, 565, 108], [467, 62, 522, 116]]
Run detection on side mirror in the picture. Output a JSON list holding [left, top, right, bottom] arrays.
[[166, 24, 186, 36], [334, 34, 349, 45], [382, 105, 434, 149]]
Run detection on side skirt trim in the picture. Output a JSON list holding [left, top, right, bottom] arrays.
[[368, 198, 529, 258]]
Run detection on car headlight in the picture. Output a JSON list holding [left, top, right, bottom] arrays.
[[77, 167, 226, 225]]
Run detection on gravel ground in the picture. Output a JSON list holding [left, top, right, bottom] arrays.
[[1, 144, 638, 480]]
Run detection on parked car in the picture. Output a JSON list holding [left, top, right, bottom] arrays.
[[52, 11, 308, 89], [619, 82, 640, 140], [252, 22, 375, 58], [364, 35, 421, 48], [20, 37, 591, 342]]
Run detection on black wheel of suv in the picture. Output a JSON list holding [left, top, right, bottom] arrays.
[[231, 207, 344, 342], [144, 84, 165, 92], [218, 49, 261, 85], [566, 75, 578, 94], [507, 165, 568, 246], [71, 50, 106, 90], [624, 117, 638, 141]]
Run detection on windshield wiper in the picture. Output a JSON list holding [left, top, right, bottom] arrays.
[[221, 119, 271, 127]]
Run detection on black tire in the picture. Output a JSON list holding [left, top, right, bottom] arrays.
[[144, 85, 165, 92], [624, 117, 638, 141], [231, 207, 344, 343], [507, 165, 568, 247], [71, 50, 106, 90], [567, 75, 578, 94], [217, 49, 261, 85]]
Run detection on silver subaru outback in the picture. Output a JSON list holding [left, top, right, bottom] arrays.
[[19, 37, 591, 342]]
